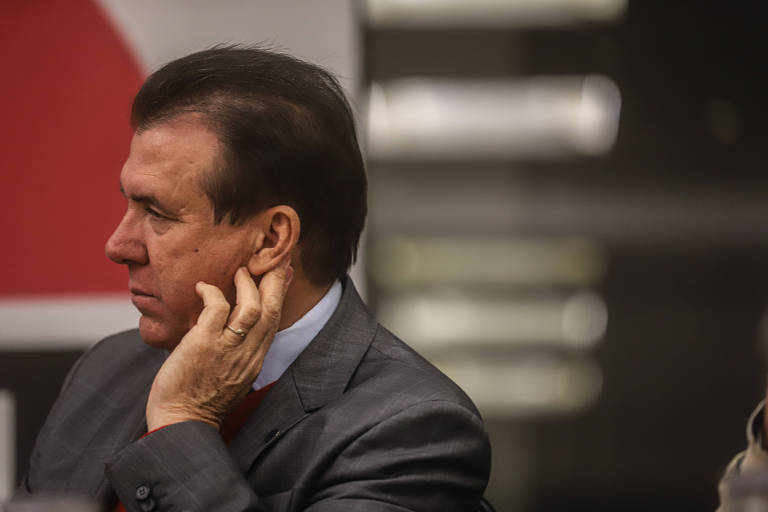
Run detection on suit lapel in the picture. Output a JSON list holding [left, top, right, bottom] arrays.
[[228, 376, 308, 473], [230, 278, 379, 473]]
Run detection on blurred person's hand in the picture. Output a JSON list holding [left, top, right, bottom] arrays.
[[146, 258, 292, 431]]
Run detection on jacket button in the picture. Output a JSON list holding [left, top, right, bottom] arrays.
[[135, 484, 151, 501], [264, 428, 280, 443], [139, 497, 156, 511]]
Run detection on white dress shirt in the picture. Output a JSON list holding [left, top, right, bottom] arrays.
[[251, 280, 342, 390]]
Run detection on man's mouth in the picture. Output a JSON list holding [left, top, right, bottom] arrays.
[[129, 287, 159, 310]]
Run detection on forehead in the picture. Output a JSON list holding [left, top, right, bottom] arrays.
[[120, 115, 221, 198]]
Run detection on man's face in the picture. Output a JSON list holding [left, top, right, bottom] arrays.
[[105, 115, 258, 350]]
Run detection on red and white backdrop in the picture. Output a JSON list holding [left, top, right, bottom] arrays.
[[0, 0, 357, 499]]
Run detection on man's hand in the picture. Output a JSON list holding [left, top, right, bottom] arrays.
[[146, 258, 292, 431]]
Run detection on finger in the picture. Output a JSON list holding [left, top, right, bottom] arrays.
[[229, 267, 262, 329], [241, 257, 290, 351], [259, 256, 291, 318], [235, 267, 260, 307], [194, 281, 231, 332]]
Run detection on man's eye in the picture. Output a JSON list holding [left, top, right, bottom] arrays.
[[145, 207, 168, 220]]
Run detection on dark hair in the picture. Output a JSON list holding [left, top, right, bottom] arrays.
[[130, 45, 367, 286]]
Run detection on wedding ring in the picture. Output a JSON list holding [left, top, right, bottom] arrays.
[[225, 324, 247, 338]]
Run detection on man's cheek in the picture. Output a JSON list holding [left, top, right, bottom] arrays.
[[182, 298, 206, 330], [192, 271, 237, 309], [219, 275, 238, 306]]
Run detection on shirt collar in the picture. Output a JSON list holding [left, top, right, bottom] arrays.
[[252, 280, 342, 390]]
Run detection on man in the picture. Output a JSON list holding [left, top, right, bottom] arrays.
[[14, 47, 491, 511]]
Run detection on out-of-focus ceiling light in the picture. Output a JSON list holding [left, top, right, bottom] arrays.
[[367, 75, 621, 161], [377, 291, 608, 349], [371, 236, 606, 288], [363, 0, 627, 28]]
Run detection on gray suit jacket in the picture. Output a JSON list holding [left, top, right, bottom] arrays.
[[17, 279, 491, 511]]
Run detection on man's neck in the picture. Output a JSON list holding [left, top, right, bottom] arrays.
[[278, 278, 333, 330]]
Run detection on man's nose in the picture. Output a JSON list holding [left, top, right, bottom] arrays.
[[105, 212, 148, 265]]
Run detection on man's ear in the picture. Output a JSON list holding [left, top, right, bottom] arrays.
[[246, 205, 300, 276]]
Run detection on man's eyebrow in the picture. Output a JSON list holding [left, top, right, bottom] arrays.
[[119, 185, 172, 211]]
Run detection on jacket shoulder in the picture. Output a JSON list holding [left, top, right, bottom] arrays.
[[353, 323, 483, 417], [63, 329, 162, 392]]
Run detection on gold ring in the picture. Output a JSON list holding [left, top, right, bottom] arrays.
[[225, 324, 247, 338]]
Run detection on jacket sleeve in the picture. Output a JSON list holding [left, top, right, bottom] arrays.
[[105, 399, 490, 512], [106, 421, 267, 512]]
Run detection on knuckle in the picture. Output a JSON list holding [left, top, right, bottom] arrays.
[[210, 301, 230, 315], [214, 294, 229, 307], [264, 306, 281, 326], [240, 303, 262, 323]]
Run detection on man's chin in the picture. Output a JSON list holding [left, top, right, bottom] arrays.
[[138, 316, 182, 351]]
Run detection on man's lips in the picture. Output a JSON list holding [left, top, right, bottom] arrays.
[[130, 287, 160, 310]]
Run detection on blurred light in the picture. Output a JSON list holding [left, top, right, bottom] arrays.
[[364, 0, 627, 28], [0, 297, 138, 349], [434, 355, 602, 415], [378, 291, 607, 348], [371, 236, 605, 288], [562, 292, 607, 345], [0, 389, 14, 502], [367, 76, 621, 160]]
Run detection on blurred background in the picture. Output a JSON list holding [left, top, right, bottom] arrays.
[[1, 0, 767, 510]]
